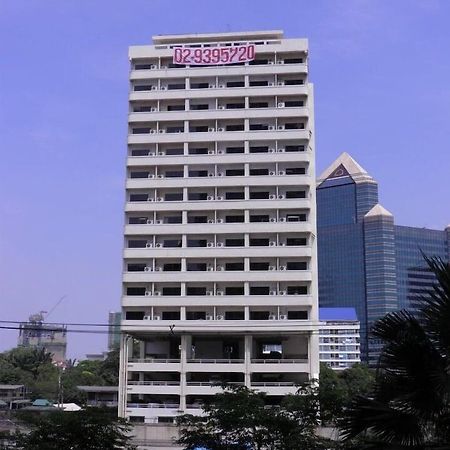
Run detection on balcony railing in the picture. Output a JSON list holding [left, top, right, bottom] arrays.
[[251, 382, 298, 387], [127, 403, 180, 409], [251, 357, 308, 364], [128, 358, 180, 364], [186, 358, 244, 364], [128, 381, 180, 386], [186, 381, 245, 386]]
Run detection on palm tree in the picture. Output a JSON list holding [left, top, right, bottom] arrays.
[[340, 256, 450, 449]]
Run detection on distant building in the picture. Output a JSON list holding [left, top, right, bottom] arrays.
[[0, 384, 29, 409], [18, 312, 67, 363], [108, 311, 121, 351], [77, 386, 118, 408], [319, 308, 360, 370], [317, 153, 449, 364]]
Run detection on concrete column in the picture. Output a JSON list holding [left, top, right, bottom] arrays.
[[244, 335, 252, 387]]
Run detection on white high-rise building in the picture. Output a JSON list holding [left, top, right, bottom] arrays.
[[118, 30, 319, 424]]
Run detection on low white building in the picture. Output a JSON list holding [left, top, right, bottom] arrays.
[[319, 308, 360, 370]]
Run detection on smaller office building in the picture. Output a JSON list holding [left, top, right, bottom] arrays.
[[319, 308, 360, 370]]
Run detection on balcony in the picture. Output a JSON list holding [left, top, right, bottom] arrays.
[[127, 381, 181, 395]]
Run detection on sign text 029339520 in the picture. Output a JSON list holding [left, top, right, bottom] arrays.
[[173, 44, 255, 66]]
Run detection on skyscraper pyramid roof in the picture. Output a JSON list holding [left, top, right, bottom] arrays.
[[364, 203, 393, 218], [317, 152, 376, 185]]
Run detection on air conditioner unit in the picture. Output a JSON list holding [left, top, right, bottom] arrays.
[[207, 242, 214, 248], [217, 265, 224, 271], [269, 241, 276, 247], [206, 314, 214, 320], [269, 266, 276, 271], [268, 171, 276, 176], [268, 125, 275, 131], [218, 105, 225, 110], [153, 315, 161, 320], [150, 64, 157, 70], [279, 217, 286, 222], [280, 290, 287, 296], [278, 60, 285, 65], [146, 243, 153, 248], [147, 198, 154, 202], [278, 148, 285, 152], [150, 107, 157, 112], [208, 127, 215, 132], [269, 314, 277, 320], [145, 291, 152, 296], [208, 219, 215, 223], [216, 314, 224, 320], [217, 218, 224, 224], [208, 149, 215, 154], [143, 315, 151, 320], [154, 291, 162, 296], [270, 218, 277, 223], [144, 266, 152, 272], [159, 129, 166, 134], [161, 64, 168, 69], [150, 129, 156, 134], [278, 102, 285, 108], [155, 266, 162, 271], [279, 314, 288, 320], [216, 242, 224, 247], [151, 86, 157, 90], [148, 174, 155, 178], [146, 219, 153, 224], [278, 194, 285, 199], [278, 170, 286, 176], [157, 197, 163, 202], [217, 149, 224, 154], [217, 172, 224, 177], [217, 127, 225, 132], [268, 60, 274, 65], [157, 174, 164, 178], [148, 152, 156, 156], [280, 242, 286, 246], [269, 148, 276, 153], [208, 84, 216, 88], [207, 266, 213, 272], [206, 290, 213, 296], [160, 86, 168, 90], [216, 196, 224, 200], [208, 173, 214, 177], [217, 291, 224, 296], [277, 81, 285, 86], [278, 125, 285, 130], [269, 194, 276, 200], [158, 151, 165, 156], [280, 266, 287, 271], [155, 243, 162, 248], [270, 291, 277, 297], [155, 219, 163, 224], [218, 84, 225, 88], [207, 196, 214, 201], [268, 81, 275, 86]]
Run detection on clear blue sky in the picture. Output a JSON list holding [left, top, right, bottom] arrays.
[[0, 0, 449, 358]]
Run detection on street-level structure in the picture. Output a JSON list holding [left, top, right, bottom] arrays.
[[118, 30, 319, 424]]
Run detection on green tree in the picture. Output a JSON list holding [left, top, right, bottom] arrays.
[[177, 384, 335, 450], [340, 256, 450, 448], [318, 363, 347, 423], [6, 347, 52, 380], [14, 408, 136, 449]]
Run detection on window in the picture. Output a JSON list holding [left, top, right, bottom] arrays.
[[225, 262, 244, 271], [250, 262, 270, 271], [187, 239, 207, 247], [285, 100, 304, 107], [250, 238, 269, 246], [225, 238, 244, 247], [284, 79, 304, 85], [225, 192, 244, 200], [129, 194, 148, 202], [250, 214, 269, 222], [287, 286, 308, 295], [225, 215, 244, 223], [129, 217, 148, 224], [286, 191, 306, 199], [286, 261, 307, 270], [250, 311, 270, 320], [286, 237, 307, 246], [130, 171, 149, 179], [131, 149, 151, 156], [288, 311, 308, 319], [188, 215, 208, 223], [226, 103, 245, 109], [163, 263, 181, 271], [189, 147, 209, 155], [188, 193, 208, 201], [225, 286, 244, 295], [189, 170, 209, 177], [226, 124, 244, 131], [226, 81, 245, 87], [132, 127, 150, 134], [165, 216, 182, 224], [225, 311, 244, 320], [126, 288, 146, 297], [163, 239, 182, 248], [165, 193, 183, 201], [250, 286, 270, 295], [249, 168, 269, 176], [134, 64, 153, 70], [249, 124, 269, 131], [187, 311, 207, 320], [249, 146, 268, 153], [249, 80, 268, 87], [134, 85, 153, 91], [226, 169, 244, 176], [162, 288, 181, 297], [126, 311, 144, 319], [127, 264, 147, 272], [167, 104, 185, 111], [187, 287, 207, 296], [286, 214, 306, 222], [226, 146, 244, 154], [191, 82, 209, 89], [285, 167, 306, 175], [167, 83, 185, 90], [128, 240, 147, 248], [133, 105, 154, 112], [249, 192, 269, 200], [165, 148, 184, 156], [190, 126, 209, 132], [249, 102, 268, 108], [190, 104, 209, 110], [162, 311, 181, 319], [187, 263, 207, 271], [165, 170, 183, 178], [284, 58, 303, 64], [285, 123, 304, 130], [285, 145, 305, 152]]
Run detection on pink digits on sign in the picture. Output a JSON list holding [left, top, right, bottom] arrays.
[[203, 48, 211, 63], [220, 47, 230, 62], [174, 48, 182, 63], [229, 47, 238, 62], [211, 48, 220, 63], [247, 45, 255, 60], [237, 46, 247, 61], [181, 49, 190, 63], [193, 48, 202, 64]]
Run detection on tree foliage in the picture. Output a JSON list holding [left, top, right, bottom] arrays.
[[177, 384, 335, 450], [340, 256, 450, 449], [14, 408, 135, 449]]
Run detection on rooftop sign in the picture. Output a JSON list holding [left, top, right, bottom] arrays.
[[173, 44, 255, 65]]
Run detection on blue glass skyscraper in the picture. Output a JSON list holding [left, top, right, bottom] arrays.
[[317, 153, 449, 364]]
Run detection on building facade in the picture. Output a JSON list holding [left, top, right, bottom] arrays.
[[18, 312, 67, 364], [317, 153, 450, 364], [108, 311, 121, 351], [319, 308, 360, 370], [118, 30, 320, 424]]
